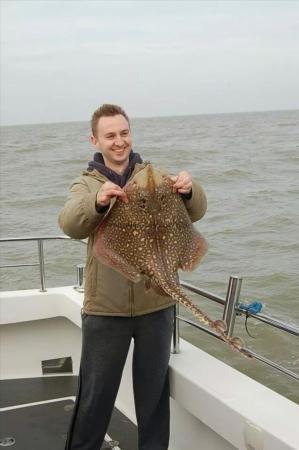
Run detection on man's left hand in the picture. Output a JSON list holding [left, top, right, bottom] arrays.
[[171, 171, 192, 195]]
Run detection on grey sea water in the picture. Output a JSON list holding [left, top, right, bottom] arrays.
[[1, 109, 298, 402]]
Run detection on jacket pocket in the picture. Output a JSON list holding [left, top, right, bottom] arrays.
[[84, 256, 131, 314], [95, 264, 131, 314]]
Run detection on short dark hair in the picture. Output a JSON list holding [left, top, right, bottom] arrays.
[[91, 104, 130, 136]]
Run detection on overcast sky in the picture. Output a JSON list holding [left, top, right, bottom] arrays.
[[1, 1, 299, 126]]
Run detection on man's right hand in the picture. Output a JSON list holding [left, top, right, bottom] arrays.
[[96, 181, 128, 208]]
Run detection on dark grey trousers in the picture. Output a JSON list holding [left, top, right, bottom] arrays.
[[64, 305, 175, 450]]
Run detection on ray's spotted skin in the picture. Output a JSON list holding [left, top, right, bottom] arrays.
[[93, 163, 251, 358]]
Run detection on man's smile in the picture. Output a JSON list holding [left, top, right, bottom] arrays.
[[113, 147, 128, 154]]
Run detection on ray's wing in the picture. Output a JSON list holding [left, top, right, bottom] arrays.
[[153, 191, 208, 273], [179, 227, 208, 271], [93, 208, 142, 283]]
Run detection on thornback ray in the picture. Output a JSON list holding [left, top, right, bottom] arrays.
[[93, 163, 251, 358]]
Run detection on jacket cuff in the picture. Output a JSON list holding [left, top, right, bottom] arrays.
[[95, 201, 110, 214], [182, 180, 207, 222], [83, 191, 108, 223], [180, 188, 192, 200]]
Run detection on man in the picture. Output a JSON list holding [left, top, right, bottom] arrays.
[[58, 104, 207, 450]]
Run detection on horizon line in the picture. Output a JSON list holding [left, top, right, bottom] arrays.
[[1, 107, 298, 128]]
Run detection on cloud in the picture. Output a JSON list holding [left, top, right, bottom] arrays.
[[1, 1, 299, 125]]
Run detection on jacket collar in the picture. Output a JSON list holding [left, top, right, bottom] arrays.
[[82, 163, 147, 185], [85, 150, 143, 188]]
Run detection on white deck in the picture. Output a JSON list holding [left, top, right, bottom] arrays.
[[1, 287, 299, 450]]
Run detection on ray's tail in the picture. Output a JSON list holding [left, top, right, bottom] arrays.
[[159, 280, 252, 358]]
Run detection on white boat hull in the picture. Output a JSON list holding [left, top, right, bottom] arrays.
[[1, 287, 298, 450]]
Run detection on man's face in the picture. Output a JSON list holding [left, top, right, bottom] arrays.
[[91, 114, 132, 168]]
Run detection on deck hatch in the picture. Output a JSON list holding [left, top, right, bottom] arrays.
[[42, 356, 73, 374]]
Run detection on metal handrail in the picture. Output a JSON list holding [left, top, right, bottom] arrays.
[[0, 235, 86, 292], [176, 281, 299, 382], [180, 280, 299, 338], [175, 308, 299, 382], [0, 235, 78, 242], [1, 235, 298, 382]]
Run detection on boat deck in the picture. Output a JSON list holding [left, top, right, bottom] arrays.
[[0, 376, 138, 449]]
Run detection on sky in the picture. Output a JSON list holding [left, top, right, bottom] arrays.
[[1, 0, 299, 126]]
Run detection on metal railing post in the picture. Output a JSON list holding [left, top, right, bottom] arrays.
[[74, 264, 85, 293], [37, 239, 46, 292], [222, 275, 242, 337], [172, 302, 180, 353]]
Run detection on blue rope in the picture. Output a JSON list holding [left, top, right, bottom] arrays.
[[239, 301, 263, 314], [238, 301, 263, 338]]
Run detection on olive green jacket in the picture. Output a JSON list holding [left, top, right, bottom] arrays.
[[58, 164, 207, 316]]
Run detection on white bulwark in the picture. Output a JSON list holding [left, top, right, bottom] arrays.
[[1, 287, 299, 450]]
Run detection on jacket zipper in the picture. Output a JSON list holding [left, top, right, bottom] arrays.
[[129, 281, 134, 316], [87, 164, 142, 318]]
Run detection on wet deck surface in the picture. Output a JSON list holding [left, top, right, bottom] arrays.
[[0, 376, 138, 449]]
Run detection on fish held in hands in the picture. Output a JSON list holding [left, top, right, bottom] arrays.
[[93, 163, 251, 358]]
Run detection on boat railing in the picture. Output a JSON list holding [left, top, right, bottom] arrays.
[[0, 235, 298, 382]]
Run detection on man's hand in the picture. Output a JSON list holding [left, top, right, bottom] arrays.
[[170, 171, 192, 195], [96, 181, 128, 208]]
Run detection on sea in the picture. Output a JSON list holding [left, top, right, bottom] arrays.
[[1, 109, 298, 403]]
